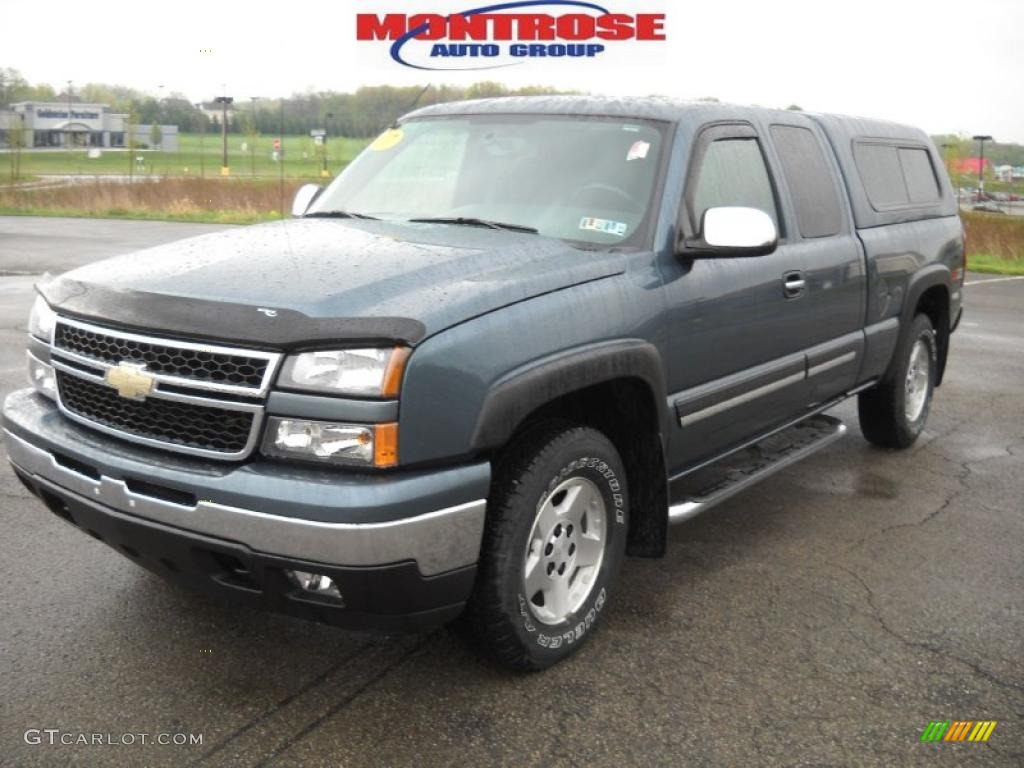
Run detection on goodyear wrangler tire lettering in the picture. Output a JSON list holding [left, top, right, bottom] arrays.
[[460, 424, 629, 670]]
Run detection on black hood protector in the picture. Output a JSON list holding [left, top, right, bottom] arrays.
[[39, 277, 426, 350]]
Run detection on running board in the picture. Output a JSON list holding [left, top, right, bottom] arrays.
[[668, 414, 847, 525]]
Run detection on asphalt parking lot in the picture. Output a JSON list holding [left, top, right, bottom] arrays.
[[0, 216, 1021, 767]]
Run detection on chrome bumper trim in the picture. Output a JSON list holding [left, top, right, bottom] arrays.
[[5, 429, 485, 576]]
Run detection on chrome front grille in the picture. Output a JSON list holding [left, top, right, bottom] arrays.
[[56, 372, 256, 455], [53, 317, 278, 396], [48, 317, 281, 460], [55, 322, 271, 388]]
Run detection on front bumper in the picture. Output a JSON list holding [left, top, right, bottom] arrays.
[[2, 389, 491, 631]]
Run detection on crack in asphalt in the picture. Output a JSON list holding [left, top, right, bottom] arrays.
[[253, 633, 438, 768], [0, 487, 34, 500], [846, 437, 1020, 554], [984, 740, 1008, 759], [188, 639, 379, 767], [845, 473, 964, 555], [835, 564, 1024, 696]]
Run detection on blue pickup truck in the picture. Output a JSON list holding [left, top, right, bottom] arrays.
[[4, 96, 964, 670]]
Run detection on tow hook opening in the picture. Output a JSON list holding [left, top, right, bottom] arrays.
[[209, 552, 261, 592]]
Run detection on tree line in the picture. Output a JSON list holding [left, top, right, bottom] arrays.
[[0, 68, 565, 138]]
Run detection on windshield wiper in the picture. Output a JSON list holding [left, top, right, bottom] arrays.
[[408, 216, 538, 234], [304, 210, 379, 220]]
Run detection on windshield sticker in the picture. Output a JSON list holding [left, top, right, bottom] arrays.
[[580, 217, 628, 237], [626, 141, 651, 161], [369, 128, 404, 152]]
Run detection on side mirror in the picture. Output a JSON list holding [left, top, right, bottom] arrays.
[[291, 184, 322, 217], [682, 206, 778, 257]]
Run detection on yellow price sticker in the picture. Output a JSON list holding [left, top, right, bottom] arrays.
[[369, 128, 405, 152]]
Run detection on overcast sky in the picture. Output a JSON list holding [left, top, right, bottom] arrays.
[[5, 0, 1022, 142]]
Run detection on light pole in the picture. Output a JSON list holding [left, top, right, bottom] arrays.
[[66, 80, 72, 151], [215, 95, 233, 176], [941, 143, 957, 200], [322, 111, 334, 177], [249, 96, 260, 177], [279, 98, 285, 217], [972, 134, 992, 201], [156, 84, 165, 153], [194, 102, 206, 179]]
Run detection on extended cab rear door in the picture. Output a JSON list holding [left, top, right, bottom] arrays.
[[758, 116, 866, 405]]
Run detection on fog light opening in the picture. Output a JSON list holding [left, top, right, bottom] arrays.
[[27, 351, 57, 400], [287, 569, 343, 600]]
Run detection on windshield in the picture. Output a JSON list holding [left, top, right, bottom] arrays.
[[309, 115, 668, 248]]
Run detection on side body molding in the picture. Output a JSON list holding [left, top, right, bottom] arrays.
[[470, 339, 668, 453]]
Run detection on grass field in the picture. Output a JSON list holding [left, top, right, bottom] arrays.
[[961, 211, 1024, 274], [0, 178, 302, 224], [5, 133, 371, 180], [969, 252, 1024, 275]]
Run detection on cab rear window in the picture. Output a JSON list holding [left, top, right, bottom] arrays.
[[770, 125, 843, 238]]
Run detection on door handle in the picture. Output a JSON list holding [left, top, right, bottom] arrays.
[[783, 272, 806, 299]]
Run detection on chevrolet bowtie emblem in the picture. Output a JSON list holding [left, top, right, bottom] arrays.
[[104, 362, 155, 400]]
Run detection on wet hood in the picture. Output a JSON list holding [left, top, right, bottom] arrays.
[[40, 218, 625, 348]]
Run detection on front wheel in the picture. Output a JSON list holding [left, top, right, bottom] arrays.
[[460, 422, 629, 671], [858, 313, 937, 449]]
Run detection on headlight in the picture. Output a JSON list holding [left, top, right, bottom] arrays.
[[262, 418, 398, 468], [28, 296, 57, 342], [27, 352, 57, 400], [277, 347, 410, 397]]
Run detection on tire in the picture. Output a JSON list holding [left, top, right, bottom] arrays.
[[460, 422, 629, 671], [858, 313, 937, 449]]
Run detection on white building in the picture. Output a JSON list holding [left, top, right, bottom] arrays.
[[0, 101, 178, 151], [199, 102, 235, 126]]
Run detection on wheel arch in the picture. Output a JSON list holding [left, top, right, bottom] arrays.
[[895, 266, 951, 387], [472, 340, 670, 558]]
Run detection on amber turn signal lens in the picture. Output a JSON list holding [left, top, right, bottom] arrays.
[[374, 422, 399, 468], [382, 348, 411, 399]]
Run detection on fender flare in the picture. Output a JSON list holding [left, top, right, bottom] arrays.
[[901, 264, 951, 328], [469, 339, 668, 453], [898, 264, 952, 385]]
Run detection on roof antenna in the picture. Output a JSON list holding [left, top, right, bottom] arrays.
[[390, 83, 432, 129]]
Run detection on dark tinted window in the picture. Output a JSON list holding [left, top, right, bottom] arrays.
[[899, 147, 940, 203], [854, 143, 908, 208], [691, 138, 778, 229], [770, 125, 842, 238], [854, 140, 945, 210]]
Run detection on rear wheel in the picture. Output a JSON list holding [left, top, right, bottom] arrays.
[[460, 422, 628, 671], [858, 313, 937, 449]]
